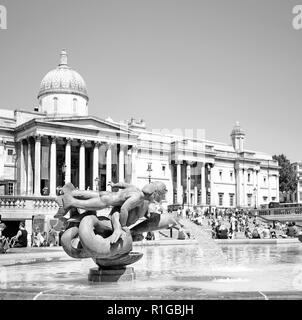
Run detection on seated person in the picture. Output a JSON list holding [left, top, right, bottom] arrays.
[[244, 227, 252, 239], [217, 224, 229, 239], [270, 228, 277, 239], [145, 231, 155, 240], [177, 227, 188, 240], [10, 222, 28, 248], [286, 222, 299, 238], [262, 225, 271, 239], [0, 223, 9, 253], [252, 225, 261, 239]]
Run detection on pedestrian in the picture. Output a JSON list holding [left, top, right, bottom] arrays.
[[59, 228, 65, 246], [42, 185, 49, 195], [10, 222, 28, 248], [33, 227, 44, 247], [48, 226, 57, 247]]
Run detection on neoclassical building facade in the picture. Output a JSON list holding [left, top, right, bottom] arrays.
[[0, 50, 280, 214]]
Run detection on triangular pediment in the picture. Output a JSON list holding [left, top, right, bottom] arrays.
[[42, 116, 134, 135]]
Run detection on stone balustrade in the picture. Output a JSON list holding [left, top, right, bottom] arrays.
[[0, 195, 58, 210], [259, 207, 302, 216]]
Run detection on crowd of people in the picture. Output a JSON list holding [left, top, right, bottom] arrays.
[[0, 206, 301, 253], [208, 210, 301, 240], [0, 222, 65, 253], [174, 206, 302, 240]]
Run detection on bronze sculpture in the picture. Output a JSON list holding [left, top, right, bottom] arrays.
[[55, 181, 180, 280]]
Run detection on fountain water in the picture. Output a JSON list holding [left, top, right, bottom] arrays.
[[178, 217, 227, 266]]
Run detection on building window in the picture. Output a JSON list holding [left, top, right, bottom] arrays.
[[218, 193, 224, 206], [6, 149, 14, 163], [248, 173, 251, 183], [263, 196, 268, 202], [8, 183, 14, 195], [73, 98, 78, 114], [230, 171, 233, 181], [53, 97, 58, 114], [247, 194, 252, 207], [160, 142, 164, 157], [229, 193, 234, 207], [162, 165, 166, 176], [272, 197, 276, 201], [263, 176, 267, 185], [219, 170, 222, 181], [206, 192, 211, 205], [173, 192, 177, 204]]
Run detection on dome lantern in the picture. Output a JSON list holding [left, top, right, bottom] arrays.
[[59, 49, 68, 66]]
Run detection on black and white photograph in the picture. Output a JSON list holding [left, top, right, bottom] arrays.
[[1, 0, 302, 307]]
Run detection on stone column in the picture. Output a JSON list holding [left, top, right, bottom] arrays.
[[267, 170, 271, 202], [209, 164, 215, 206], [65, 138, 71, 184], [257, 169, 261, 206], [194, 186, 198, 206], [106, 143, 112, 191], [176, 161, 182, 204], [119, 145, 125, 182], [34, 135, 41, 196], [235, 168, 241, 207], [242, 169, 246, 207], [276, 173, 280, 202], [201, 162, 206, 205], [49, 136, 57, 196], [92, 142, 100, 190], [131, 146, 137, 185], [79, 140, 86, 190], [253, 169, 257, 208], [27, 138, 33, 195], [20, 140, 27, 195], [186, 162, 191, 206], [25, 219, 32, 248]]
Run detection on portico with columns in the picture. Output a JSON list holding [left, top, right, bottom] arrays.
[[15, 118, 138, 197]]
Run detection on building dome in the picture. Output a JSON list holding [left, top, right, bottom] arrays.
[[37, 50, 89, 116], [38, 50, 88, 100]]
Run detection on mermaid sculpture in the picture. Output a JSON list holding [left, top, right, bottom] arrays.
[[55, 181, 180, 272]]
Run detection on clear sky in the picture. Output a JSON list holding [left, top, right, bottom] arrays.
[[0, 0, 301, 161]]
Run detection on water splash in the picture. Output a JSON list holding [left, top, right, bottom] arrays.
[[179, 218, 227, 266]]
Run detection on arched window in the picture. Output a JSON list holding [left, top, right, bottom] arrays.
[[73, 98, 78, 114], [53, 97, 58, 114]]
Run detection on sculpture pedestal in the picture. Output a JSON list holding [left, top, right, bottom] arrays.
[[88, 267, 135, 282]]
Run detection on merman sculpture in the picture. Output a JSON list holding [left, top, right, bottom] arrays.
[[55, 181, 180, 282]]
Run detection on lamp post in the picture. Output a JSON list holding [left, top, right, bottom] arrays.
[[147, 163, 152, 184], [253, 187, 257, 210], [187, 176, 191, 210]]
